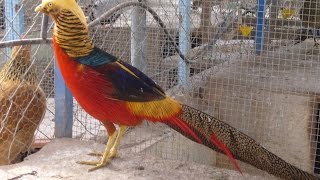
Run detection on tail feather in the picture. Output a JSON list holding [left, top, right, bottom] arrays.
[[166, 117, 242, 174], [210, 133, 242, 174], [164, 104, 319, 180], [169, 117, 202, 144]]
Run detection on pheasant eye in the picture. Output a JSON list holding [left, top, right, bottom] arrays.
[[48, 2, 52, 6]]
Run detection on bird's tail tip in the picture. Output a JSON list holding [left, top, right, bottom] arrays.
[[210, 133, 242, 174]]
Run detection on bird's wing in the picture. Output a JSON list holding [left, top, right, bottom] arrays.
[[76, 47, 166, 102]]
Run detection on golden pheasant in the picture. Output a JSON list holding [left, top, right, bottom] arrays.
[[35, 0, 319, 179], [0, 45, 46, 165]]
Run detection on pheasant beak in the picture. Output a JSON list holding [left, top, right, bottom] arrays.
[[35, 4, 43, 12]]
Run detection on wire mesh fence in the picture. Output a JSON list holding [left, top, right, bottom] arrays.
[[1, 0, 320, 177]]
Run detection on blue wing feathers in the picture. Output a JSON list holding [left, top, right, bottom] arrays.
[[76, 47, 117, 66], [120, 61, 164, 91], [109, 61, 165, 101]]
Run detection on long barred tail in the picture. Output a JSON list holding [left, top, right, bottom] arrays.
[[164, 104, 319, 180]]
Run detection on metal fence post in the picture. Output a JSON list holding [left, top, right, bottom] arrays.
[[178, 0, 191, 88], [54, 62, 73, 138], [131, 0, 147, 72], [255, 0, 266, 55], [4, 0, 24, 58]]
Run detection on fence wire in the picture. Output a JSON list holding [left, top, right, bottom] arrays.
[[0, 0, 320, 177]]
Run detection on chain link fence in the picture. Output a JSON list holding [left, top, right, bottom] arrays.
[[0, 0, 320, 177]]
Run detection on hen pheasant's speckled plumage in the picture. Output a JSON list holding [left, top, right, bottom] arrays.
[[0, 46, 37, 84], [0, 45, 46, 165], [36, 0, 319, 179]]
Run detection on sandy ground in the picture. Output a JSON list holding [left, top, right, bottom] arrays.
[[0, 138, 273, 180]]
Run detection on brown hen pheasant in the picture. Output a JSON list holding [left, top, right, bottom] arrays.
[[0, 45, 46, 165]]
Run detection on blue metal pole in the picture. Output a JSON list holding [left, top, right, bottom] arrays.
[[54, 61, 73, 138], [255, 0, 266, 55], [178, 0, 191, 88], [131, 1, 147, 72], [5, 0, 24, 58]]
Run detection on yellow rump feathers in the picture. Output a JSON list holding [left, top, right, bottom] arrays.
[[126, 97, 182, 121]]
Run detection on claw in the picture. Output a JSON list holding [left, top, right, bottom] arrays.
[[86, 149, 121, 171], [77, 132, 117, 170], [77, 125, 127, 172], [87, 152, 103, 157], [87, 160, 112, 172], [76, 160, 112, 171], [77, 161, 100, 166]]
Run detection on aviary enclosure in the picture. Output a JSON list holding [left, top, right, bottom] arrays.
[[0, 0, 320, 178]]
